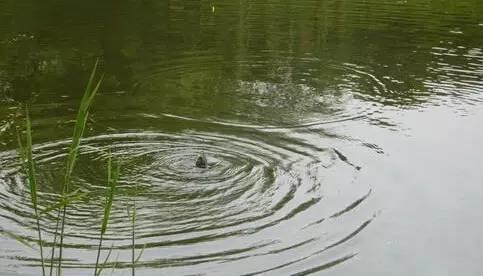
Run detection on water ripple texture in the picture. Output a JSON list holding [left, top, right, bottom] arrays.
[[0, 131, 373, 274]]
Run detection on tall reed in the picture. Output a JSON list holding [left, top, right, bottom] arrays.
[[130, 202, 136, 276], [94, 151, 119, 276], [49, 60, 103, 276], [16, 107, 46, 276], [128, 194, 144, 276]]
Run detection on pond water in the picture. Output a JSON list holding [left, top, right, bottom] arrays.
[[0, 1, 482, 275]]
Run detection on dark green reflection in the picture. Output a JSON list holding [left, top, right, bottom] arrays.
[[1, 0, 481, 125]]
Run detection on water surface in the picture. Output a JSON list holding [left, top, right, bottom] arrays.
[[0, 0, 482, 275]]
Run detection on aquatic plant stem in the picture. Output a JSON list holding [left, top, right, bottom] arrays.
[[49, 210, 61, 276], [94, 233, 105, 276], [57, 206, 67, 276], [34, 208, 46, 276], [52, 60, 102, 275], [17, 107, 46, 276], [131, 201, 136, 276], [95, 151, 118, 276]]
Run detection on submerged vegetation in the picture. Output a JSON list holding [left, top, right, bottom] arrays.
[[13, 60, 140, 275]]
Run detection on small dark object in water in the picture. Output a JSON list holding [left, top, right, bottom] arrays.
[[195, 153, 207, 168], [332, 148, 362, 170]]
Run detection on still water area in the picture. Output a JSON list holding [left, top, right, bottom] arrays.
[[0, 0, 482, 275]]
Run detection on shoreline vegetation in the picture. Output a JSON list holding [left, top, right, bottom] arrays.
[[14, 60, 141, 276]]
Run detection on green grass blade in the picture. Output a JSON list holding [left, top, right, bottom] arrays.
[[102, 153, 119, 234], [110, 253, 120, 276], [79, 59, 99, 111], [16, 130, 26, 171], [24, 108, 38, 208], [132, 181, 139, 276], [16, 107, 46, 276], [57, 60, 102, 275], [49, 211, 61, 276], [95, 244, 113, 276], [95, 152, 119, 276], [40, 190, 87, 216], [134, 244, 145, 264], [64, 63, 103, 193], [129, 199, 137, 276]]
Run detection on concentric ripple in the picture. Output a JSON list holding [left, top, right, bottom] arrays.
[[133, 57, 388, 129], [0, 131, 373, 274]]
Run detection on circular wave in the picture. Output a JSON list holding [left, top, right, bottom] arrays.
[[0, 131, 373, 274]]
